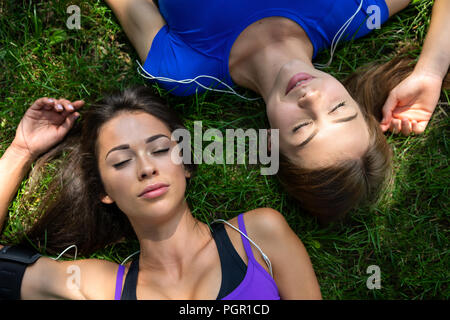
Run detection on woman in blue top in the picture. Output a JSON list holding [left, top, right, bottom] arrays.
[[106, 0, 450, 222]]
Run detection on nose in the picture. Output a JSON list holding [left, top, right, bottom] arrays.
[[137, 156, 157, 180], [297, 88, 321, 108]]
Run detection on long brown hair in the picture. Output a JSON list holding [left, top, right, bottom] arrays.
[[18, 87, 195, 256], [278, 48, 450, 224]]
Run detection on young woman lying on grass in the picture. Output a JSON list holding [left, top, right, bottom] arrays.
[[106, 0, 450, 223], [0, 87, 321, 300]]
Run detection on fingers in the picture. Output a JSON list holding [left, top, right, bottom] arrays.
[[380, 92, 397, 132], [388, 118, 428, 136], [389, 118, 411, 136], [389, 118, 402, 134], [401, 118, 412, 136], [411, 120, 428, 134], [35, 97, 84, 116], [71, 100, 85, 109], [31, 97, 56, 110], [61, 111, 81, 132], [54, 99, 76, 115], [379, 122, 390, 132]]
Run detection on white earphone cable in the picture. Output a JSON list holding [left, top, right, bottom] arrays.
[[52, 244, 78, 261], [137, 0, 364, 97], [120, 250, 140, 266], [212, 219, 274, 278], [314, 0, 364, 69], [45, 0, 365, 269], [136, 60, 261, 101]]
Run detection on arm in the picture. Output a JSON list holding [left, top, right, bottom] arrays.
[[0, 98, 82, 231], [105, 0, 166, 62], [0, 98, 108, 300], [414, 0, 450, 80], [244, 209, 322, 300], [380, 0, 450, 135], [384, 0, 411, 17], [21, 256, 119, 299], [0, 147, 34, 229]]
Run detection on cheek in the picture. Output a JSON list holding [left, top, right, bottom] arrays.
[[326, 79, 351, 100], [268, 102, 300, 128], [164, 161, 188, 190], [99, 166, 132, 200], [278, 133, 294, 156]]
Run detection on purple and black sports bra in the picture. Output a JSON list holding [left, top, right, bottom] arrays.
[[114, 213, 280, 300]]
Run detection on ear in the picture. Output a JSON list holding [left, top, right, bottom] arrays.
[[184, 167, 191, 179], [101, 194, 114, 204], [267, 129, 272, 153], [177, 144, 191, 179]]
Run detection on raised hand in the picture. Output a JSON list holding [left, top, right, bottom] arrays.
[[11, 97, 84, 160], [380, 71, 443, 135]]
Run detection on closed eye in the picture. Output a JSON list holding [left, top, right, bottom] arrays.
[[329, 101, 346, 114], [113, 159, 131, 169], [153, 148, 169, 154], [292, 121, 312, 133]]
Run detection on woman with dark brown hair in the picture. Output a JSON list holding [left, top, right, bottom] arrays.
[[105, 0, 450, 222], [0, 87, 321, 299]]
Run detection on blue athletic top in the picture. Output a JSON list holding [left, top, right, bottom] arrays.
[[142, 0, 389, 96]]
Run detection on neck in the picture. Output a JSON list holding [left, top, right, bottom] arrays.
[[130, 202, 212, 275], [230, 25, 315, 102]]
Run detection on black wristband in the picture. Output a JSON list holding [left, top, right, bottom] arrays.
[[0, 245, 42, 300]]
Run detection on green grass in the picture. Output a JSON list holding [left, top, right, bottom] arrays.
[[0, 0, 448, 299]]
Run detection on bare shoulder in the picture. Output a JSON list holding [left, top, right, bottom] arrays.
[[106, 0, 166, 62], [240, 208, 291, 241], [221, 209, 290, 275], [225, 208, 295, 258], [225, 210, 322, 299], [384, 0, 411, 17], [224, 208, 289, 237], [237, 210, 322, 299]]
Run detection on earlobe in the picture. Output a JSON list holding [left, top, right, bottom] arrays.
[[101, 194, 114, 204]]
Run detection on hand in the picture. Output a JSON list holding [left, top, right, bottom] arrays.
[[10, 97, 84, 160], [380, 71, 443, 135]]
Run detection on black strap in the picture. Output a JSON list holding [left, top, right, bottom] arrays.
[[0, 245, 42, 264], [120, 257, 139, 300], [211, 223, 247, 299], [0, 245, 42, 300], [118, 224, 247, 300]]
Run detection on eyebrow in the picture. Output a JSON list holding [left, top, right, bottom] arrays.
[[296, 113, 358, 149], [105, 134, 169, 159]]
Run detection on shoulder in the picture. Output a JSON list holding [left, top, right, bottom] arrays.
[[239, 208, 291, 242], [384, 0, 411, 18], [143, 35, 228, 96], [224, 207, 287, 233], [224, 208, 295, 259], [230, 210, 322, 299]]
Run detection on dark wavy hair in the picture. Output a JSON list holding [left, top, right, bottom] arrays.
[[20, 87, 195, 256]]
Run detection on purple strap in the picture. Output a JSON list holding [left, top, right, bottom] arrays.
[[114, 264, 125, 300], [220, 213, 280, 300], [237, 213, 256, 263]]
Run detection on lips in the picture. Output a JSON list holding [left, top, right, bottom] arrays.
[[138, 183, 169, 199], [285, 72, 314, 95]]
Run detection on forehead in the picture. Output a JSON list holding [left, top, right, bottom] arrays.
[[97, 112, 170, 152]]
